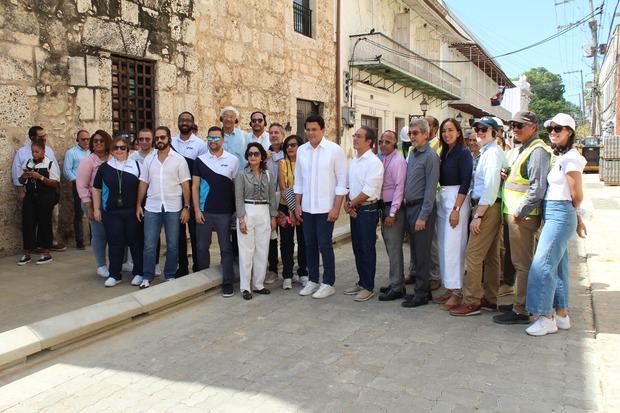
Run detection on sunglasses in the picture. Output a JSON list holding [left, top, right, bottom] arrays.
[[114, 145, 127, 151], [138, 137, 151, 142], [93, 139, 104, 144], [474, 126, 488, 133], [155, 135, 168, 141], [250, 118, 264, 123], [207, 136, 222, 141], [78, 137, 90, 141], [510, 122, 524, 130], [407, 131, 421, 136], [285, 142, 298, 148], [378, 140, 394, 145], [546, 125, 564, 133], [247, 151, 261, 158]]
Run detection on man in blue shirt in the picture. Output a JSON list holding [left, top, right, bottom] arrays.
[[63, 129, 90, 249]]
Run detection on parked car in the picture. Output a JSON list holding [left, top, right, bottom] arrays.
[[578, 136, 601, 173]]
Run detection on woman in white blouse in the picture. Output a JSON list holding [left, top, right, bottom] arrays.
[[525, 113, 587, 336]]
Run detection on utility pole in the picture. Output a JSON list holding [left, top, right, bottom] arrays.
[[564, 69, 585, 119], [589, 0, 600, 136]]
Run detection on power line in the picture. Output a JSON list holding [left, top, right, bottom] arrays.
[[605, 0, 620, 44]]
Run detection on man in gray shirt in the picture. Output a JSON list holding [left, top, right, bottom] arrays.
[[402, 118, 440, 308], [494, 111, 552, 325]]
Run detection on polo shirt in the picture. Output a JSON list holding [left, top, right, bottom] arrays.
[[193, 150, 239, 214], [93, 157, 141, 212]]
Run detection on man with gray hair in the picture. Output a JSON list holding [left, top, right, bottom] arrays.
[[401, 118, 439, 308], [221, 106, 251, 168]]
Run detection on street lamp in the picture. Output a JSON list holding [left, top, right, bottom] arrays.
[[420, 97, 429, 117], [455, 112, 463, 126]]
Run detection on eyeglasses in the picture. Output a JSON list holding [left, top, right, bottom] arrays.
[[93, 139, 104, 144], [250, 118, 264, 123], [546, 125, 564, 133], [474, 126, 488, 133], [155, 135, 168, 141], [78, 137, 90, 141], [247, 151, 261, 157], [378, 140, 394, 145], [351, 133, 364, 138], [114, 145, 127, 151], [285, 142, 298, 148], [207, 136, 222, 141], [510, 122, 524, 130], [138, 137, 151, 142], [407, 131, 421, 137]]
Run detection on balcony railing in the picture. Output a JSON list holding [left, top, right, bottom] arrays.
[[460, 87, 511, 120], [349, 32, 461, 100], [293, 2, 312, 38]]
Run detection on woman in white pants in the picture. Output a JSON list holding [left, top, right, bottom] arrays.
[[235, 142, 278, 300], [434, 118, 473, 310]]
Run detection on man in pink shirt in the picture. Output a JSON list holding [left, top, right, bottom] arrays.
[[376, 130, 408, 301]]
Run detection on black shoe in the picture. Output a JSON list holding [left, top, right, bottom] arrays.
[[221, 284, 234, 297], [378, 288, 405, 301], [401, 295, 429, 308], [498, 304, 514, 312], [175, 268, 189, 278], [242, 290, 252, 300], [252, 288, 271, 295], [379, 285, 391, 294], [76, 242, 85, 250], [493, 311, 530, 325]]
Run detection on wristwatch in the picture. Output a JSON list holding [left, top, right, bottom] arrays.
[[473, 212, 483, 219], [183, 205, 190, 209], [452, 205, 460, 212], [389, 212, 395, 218]]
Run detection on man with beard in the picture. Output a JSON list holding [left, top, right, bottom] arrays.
[[248, 111, 271, 152], [136, 126, 191, 289], [172, 111, 208, 277]]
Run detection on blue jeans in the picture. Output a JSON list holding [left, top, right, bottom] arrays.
[[143, 210, 181, 280], [526, 201, 575, 316], [82, 203, 107, 268], [302, 212, 335, 286], [350, 205, 380, 291]]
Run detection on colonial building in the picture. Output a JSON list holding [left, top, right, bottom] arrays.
[[600, 24, 620, 136], [0, 0, 336, 254]]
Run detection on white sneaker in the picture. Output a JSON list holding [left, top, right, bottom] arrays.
[[526, 316, 558, 336], [131, 275, 144, 286], [155, 264, 162, 276], [299, 276, 309, 287], [104, 277, 121, 287], [122, 261, 133, 272], [282, 279, 292, 290], [554, 313, 571, 330], [139, 279, 151, 289], [97, 266, 109, 278], [265, 271, 278, 284], [312, 283, 336, 299], [299, 281, 319, 296]]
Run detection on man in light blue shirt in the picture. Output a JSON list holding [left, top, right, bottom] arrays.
[[220, 106, 251, 168], [63, 129, 91, 249], [451, 116, 506, 317]]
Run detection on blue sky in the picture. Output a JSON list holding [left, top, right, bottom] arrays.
[[443, 0, 618, 109]]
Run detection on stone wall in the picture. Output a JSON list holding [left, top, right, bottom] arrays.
[[0, 0, 336, 256]]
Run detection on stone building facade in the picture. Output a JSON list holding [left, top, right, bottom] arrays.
[[0, 0, 336, 255]]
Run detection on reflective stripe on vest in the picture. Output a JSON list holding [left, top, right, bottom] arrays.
[[502, 138, 552, 215]]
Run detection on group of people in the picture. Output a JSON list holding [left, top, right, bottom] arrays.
[[12, 106, 586, 337]]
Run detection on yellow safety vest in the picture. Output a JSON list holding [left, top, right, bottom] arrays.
[[407, 137, 442, 158], [502, 138, 552, 216]]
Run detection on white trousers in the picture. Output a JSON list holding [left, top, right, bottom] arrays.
[[237, 204, 271, 292], [437, 185, 471, 289]]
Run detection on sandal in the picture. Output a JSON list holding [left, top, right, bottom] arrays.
[[252, 288, 271, 295], [242, 290, 253, 300]]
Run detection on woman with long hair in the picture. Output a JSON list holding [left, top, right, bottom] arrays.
[[433, 118, 473, 310], [17, 140, 60, 265], [278, 135, 308, 290], [92, 135, 143, 287], [525, 113, 587, 336], [235, 142, 277, 300], [76, 130, 112, 277]]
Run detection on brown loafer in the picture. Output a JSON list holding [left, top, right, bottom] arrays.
[[441, 294, 462, 311], [449, 303, 481, 316], [433, 289, 452, 304], [430, 279, 441, 291]]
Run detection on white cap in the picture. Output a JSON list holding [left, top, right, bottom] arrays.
[[544, 113, 576, 131], [492, 117, 504, 128]]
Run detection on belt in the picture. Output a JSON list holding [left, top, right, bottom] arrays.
[[359, 200, 378, 206], [471, 198, 501, 207], [404, 199, 423, 207], [244, 200, 269, 205]]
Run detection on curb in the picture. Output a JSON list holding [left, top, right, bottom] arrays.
[[0, 226, 353, 372]]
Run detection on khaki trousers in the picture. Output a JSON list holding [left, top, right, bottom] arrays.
[[505, 214, 541, 315], [463, 202, 502, 305]]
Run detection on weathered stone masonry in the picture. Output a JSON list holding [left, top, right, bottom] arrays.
[[0, 0, 336, 255]]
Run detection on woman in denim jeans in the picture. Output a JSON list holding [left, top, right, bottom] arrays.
[[525, 113, 587, 336]]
